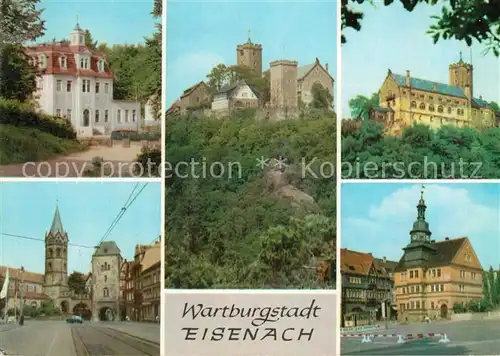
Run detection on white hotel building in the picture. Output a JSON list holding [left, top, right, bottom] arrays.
[[26, 23, 140, 137]]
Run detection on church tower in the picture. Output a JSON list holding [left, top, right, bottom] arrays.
[[44, 204, 69, 300], [449, 52, 473, 98], [401, 186, 436, 267], [70, 22, 85, 46], [236, 31, 263, 77]]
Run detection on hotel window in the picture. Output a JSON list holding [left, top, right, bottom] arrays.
[[84, 58, 89, 69], [125, 110, 129, 123], [411, 101, 416, 108], [415, 270, 419, 278], [429, 104, 435, 112], [410, 271, 414, 278], [440, 284, 444, 292], [67, 109, 72, 120], [419, 102, 426, 110], [95, 109, 100, 123], [56, 109, 61, 117], [406, 303, 410, 310], [105, 83, 109, 94], [117, 109, 121, 123], [132, 109, 136, 122], [56, 80, 62, 92], [105, 110, 109, 122], [416, 301, 420, 309], [460, 270, 465, 278], [96, 82, 100, 94], [38, 54, 47, 69], [80, 58, 84, 68], [67, 81, 72, 92], [471, 272, 476, 280], [437, 105, 443, 113], [448, 107, 452, 114], [459, 284, 465, 292], [437, 269, 441, 277], [410, 286, 414, 293]]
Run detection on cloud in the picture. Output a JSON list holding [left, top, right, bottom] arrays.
[[342, 184, 500, 267]]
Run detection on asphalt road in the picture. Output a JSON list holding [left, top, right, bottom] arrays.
[[0, 320, 160, 356], [341, 319, 500, 355]]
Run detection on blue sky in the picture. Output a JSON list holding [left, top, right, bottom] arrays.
[[165, 0, 337, 106], [0, 182, 161, 275], [35, 0, 156, 45], [342, 2, 500, 118], [341, 183, 500, 270]]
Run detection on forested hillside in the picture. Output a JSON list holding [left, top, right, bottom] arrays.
[[342, 120, 500, 179], [165, 109, 336, 289]]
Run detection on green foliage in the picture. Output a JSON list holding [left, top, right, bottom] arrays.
[[341, 0, 500, 56], [1, 0, 45, 44], [348, 92, 380, 119], [165, 112, 336, 289], [311, 83, 334, 110], [0, 124, 83, 165], [0, 44, 38, 102], [84, 29, 98, 51], [341, 120, 500, 178], [68, 272, 87, 295], [0, 99, 76, 139], [206, 64, 270, 104], [135, 143, 161, 177]]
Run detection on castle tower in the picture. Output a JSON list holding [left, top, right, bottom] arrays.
[[449, 52, 473, 98], [69, 22, 85, 46], [401, 185, 436, 268], [44, 204, 69, 300], [269, 60, 298, 109], [236, 31, 263, 77]]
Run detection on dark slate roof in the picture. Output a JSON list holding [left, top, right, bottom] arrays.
[[217, 82, 239, 94], [395, 237, 467, 271], [374, 258, 398, 273], [372, 106, 392, 113], [49, 205, 65, 235], [391, 73, 466, 99], [94, 241, 121, 256], [473, 97, 490, 107]]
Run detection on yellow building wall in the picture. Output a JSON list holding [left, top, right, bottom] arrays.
[[377, 75, 493, 134], [394, 241, 483, 322]]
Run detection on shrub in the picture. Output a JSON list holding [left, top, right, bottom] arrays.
[[135, 143, 161, 177], [0, 98, 76, 139]]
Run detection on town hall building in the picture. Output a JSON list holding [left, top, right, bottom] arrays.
[[26, 23, 140, 137]]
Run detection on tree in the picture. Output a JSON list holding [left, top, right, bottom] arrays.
[[1, 0, 45, 44], [348, 92, 379, 120], [84, 29, 98, 51], [0, 44, 38, 101], [68, 272, 87, 295], [206, 63, 231, 92], [311, 83, 334, 110], [341, 0, 500, 56], [489, 101, 500, 113]]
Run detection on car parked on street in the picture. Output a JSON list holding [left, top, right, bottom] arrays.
[[66, 315, 83, 324]]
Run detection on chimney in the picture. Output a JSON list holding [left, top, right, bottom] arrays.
[[445, 237, 450, 241], [464, 84, 471, 100], [406, 70, 411, 87], [383, 257, 387, 263], [325, 63, 329, 72]]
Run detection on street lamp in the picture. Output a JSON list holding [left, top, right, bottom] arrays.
[[19, 266, 24, 326]]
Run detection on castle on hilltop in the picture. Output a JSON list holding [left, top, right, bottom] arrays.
[[370, 53, 497, 135], [169, 35, 335, 118]]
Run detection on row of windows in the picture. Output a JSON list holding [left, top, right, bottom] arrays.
[[460, 270, 477, 280], [29, 54, 105, 72], [344, 288, 390, 300], [410, 101, 465, 115], [401, 268, 443, 281], [117, 109, 138, 123], [47, 247, 66, 258], [399, 283, 445, 294], [401, 90, 464, 105], [46, 261, 66, 270]]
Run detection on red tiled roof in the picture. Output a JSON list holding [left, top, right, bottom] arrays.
[[0, 265, 44, 284], [340, 248, 375, 276], [25, 42, 113, 79]]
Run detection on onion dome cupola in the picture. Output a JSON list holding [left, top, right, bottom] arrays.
[[409, 185, 432, 243]]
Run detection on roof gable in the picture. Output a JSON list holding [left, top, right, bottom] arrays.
[[297, 61, 334, 82], [451, 237, 483, 270], [390, 72, 466, 99]]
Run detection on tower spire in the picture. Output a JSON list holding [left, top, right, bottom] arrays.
[[248, 29, 252, 44], [459, 51, 463, 63], [410, 185, 431, 242], [50, 203, 65, 235]]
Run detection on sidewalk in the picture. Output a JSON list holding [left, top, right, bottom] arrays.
[[102, 322, 160, 344]]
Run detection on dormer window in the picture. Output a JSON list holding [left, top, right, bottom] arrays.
[[38, 54, 47, 69], [80, 57, 89, 69], [59, 56, 67, 69], [97, 59, 105, 72]]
